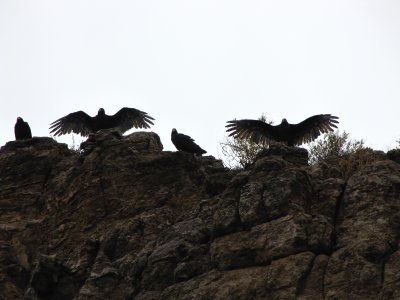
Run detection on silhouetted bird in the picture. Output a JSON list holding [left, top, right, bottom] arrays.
[[50, 107, 154, 137], [171, 128, 207, 155], [226, 114, 339, 146], [14, 117, 32, 140]]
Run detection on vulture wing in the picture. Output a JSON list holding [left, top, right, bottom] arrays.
[[289, 114, 339, 145], [49, 111, 94, 137], [226, 119, 280, 145], [111, 107, 155, 133], [23, 121, 32, 139]]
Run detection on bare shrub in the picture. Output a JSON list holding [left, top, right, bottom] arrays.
[[219, 114, 270, 169]]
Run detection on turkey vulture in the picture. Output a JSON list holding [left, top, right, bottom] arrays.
[[226, 114, 339, 146], [14, 117, 32, 140], [171, 128, 207, 155], [50, 107, 154, 137]]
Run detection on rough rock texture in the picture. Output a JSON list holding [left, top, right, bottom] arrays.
[[0, 132, 399, 299]]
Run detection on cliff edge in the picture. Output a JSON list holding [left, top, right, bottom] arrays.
[[0, 131, 399, 299]]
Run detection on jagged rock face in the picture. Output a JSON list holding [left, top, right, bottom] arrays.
[[0, 134, 399, 299]]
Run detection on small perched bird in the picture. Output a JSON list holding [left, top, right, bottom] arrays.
[[14, 117, 32, 140], [226, 114, 339, 146], [49, 107, 154, 137], [171, 128, 207, 155]]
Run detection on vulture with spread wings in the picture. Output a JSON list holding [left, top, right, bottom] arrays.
[[171, 128, 207, 155], [50, 107, 154, 137], [226, 114, 339, 146], [15, 117, 32, 140]]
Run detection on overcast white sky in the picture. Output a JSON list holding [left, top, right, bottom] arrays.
[[1, 0, 400, 158]]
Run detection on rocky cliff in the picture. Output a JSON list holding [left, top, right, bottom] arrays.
[[0, 131, 400, 300]]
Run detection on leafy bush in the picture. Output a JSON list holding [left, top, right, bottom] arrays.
[[309, 130, 385, 180], [338, 147, 385, 180], [308, 131, 364, 165]]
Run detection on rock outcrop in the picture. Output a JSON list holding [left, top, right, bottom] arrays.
[[0, 131, 399, 299]]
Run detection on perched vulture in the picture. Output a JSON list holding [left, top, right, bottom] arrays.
[[50, 107, 154, 137], [226, 114, 339, 146], [171, 128, 207, 155], [14, 117, 32, 140]]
